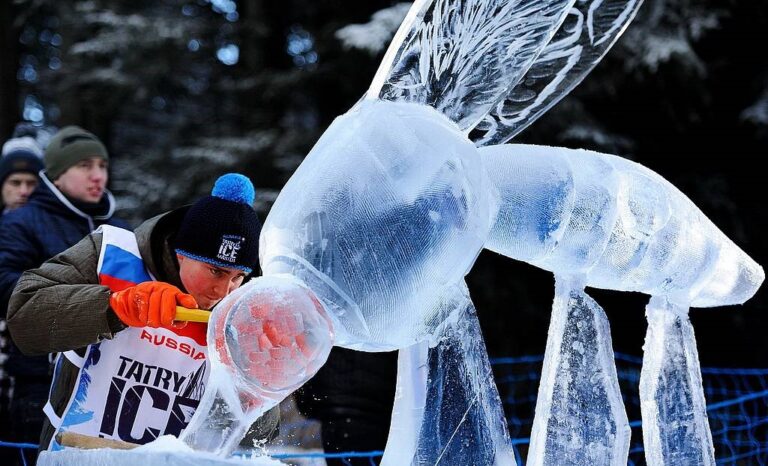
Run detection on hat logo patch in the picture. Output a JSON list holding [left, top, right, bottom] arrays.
[[60, 134, 97, 147], [217, 235, 243, 263]]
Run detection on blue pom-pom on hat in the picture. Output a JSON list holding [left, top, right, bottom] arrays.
[[212, 173, 255, 205], [176, 172, 262, 274]]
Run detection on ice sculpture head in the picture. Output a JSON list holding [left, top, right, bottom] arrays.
[[260, 100, 497, 351], [209, 274, 334, 397], [181, 275, 333, 454]]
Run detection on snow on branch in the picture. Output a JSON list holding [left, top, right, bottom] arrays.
[[741, 88, 768, 127], [335, 3, 412, 54]]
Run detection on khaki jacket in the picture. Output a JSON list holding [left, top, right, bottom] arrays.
[[7, 208, 279, 450]]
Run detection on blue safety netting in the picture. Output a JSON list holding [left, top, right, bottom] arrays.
[[492, 353, 768, 466], [2, 353, 766, 465]]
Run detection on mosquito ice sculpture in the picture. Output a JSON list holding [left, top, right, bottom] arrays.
[[185, 1, 764, 465]]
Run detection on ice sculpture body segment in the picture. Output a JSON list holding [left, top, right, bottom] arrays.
[[181, 276, 333, 455], [479, 144, 764, 307], [527, 278, 630, 466]]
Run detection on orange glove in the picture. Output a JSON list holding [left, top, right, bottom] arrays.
[[109, 282, 198, 329]]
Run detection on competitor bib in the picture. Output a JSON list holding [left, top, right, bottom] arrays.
[[47, 225, 210, 449]]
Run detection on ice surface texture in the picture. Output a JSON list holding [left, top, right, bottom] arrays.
[[528, 278, 630, 466], [480, 144, 764, 307], [369, 0, 575, 130], [474, 0, 644, 144], [640, 298, 716, 466]]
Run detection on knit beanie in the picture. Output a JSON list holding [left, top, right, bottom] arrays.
[[2, 136, 43, 157], [0, 149, 44, 186], [44, 126, 108, 179], [175, 174, 261, 274]]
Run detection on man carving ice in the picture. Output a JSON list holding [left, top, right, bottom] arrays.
[[6, 173, 279, 453]]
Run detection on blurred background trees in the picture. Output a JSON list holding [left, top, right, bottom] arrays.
[[1, 0, 766, 366]]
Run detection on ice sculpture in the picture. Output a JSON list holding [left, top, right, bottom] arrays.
[[177, 0, 762, 465]]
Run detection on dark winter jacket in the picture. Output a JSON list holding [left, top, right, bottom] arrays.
[[0, 173, 127, 315], [0, 173, 126, 379], [7, 208, 279, 450]]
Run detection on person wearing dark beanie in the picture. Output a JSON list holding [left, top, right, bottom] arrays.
[[0, 140, 44, 461], [7, 173, 277, 455], [44, 126, 108, 181], [0, 148, 44, 213]]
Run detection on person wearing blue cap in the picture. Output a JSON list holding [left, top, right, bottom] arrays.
[[6, 173, 278, 457]]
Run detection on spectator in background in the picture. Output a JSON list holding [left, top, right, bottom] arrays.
[[0, 125, 126, 465], [0, 132, 44, 452], [0, 136, 44, 214]]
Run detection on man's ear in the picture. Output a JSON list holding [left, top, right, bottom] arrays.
[[176, 253, 185, 265]]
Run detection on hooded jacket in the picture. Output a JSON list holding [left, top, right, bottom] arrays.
[[0, 173, 126, 380], [0, 173, 126, 315], [7, 209, 279, 449]]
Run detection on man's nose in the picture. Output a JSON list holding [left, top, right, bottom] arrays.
[[212, 279, 239, 299], [90, 167, 106, 180], [227, 279, 239, 294], [211, 281, 228, 299]]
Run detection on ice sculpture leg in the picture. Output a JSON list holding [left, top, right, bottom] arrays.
[[381, 341, 429, 466], [382, 287, 515, 466], [640, 297, 715, 466], [528, 277, 630, 466]]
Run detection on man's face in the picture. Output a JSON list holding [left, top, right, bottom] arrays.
[[177, 254, 247, 310], [2, 172, 38, 211], [53, 156, 108, 203]]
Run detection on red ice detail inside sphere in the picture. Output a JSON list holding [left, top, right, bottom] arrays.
[[213, 279, 333, 396]]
